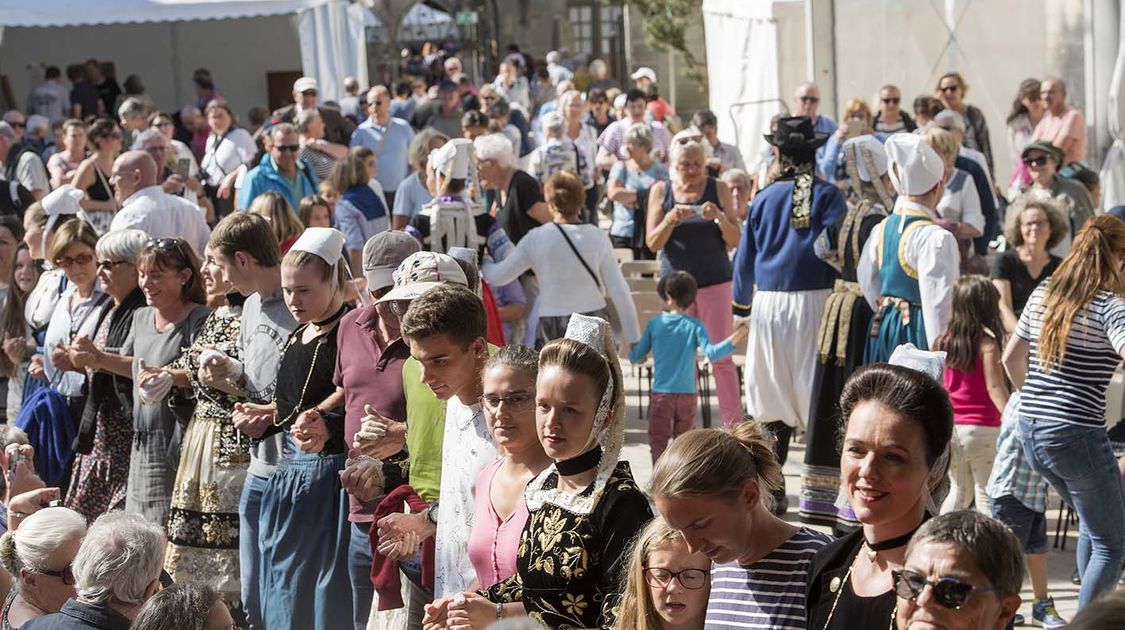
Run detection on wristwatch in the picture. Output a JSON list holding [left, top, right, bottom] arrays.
[[426, 502, 439, 526]]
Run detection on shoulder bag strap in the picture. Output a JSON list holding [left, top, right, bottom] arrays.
[[553, 223, 600, 290]]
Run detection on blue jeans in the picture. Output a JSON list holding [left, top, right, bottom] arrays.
[[349, 522, 374, 630], [239, 473, 269, 630], [1019, 417, 1125, 607]]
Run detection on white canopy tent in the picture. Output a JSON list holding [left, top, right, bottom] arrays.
[[362, 2, 458, 43], [0, 0, 366, 112]]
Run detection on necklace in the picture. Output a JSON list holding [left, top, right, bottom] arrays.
[[820, 542, 897, 630], [273, 306, 347, 427], [555, 445, 601, 476]]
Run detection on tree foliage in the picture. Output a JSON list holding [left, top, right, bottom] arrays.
[[604, 0, 706, 88]]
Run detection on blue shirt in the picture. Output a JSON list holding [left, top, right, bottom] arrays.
[[813, 115, 838, 172], [238, 155, 318, 211], [629, 312, 735, 394], [351, 117, 414, 192], [608, 160, 668, 238], [392, 171, 433, 219]]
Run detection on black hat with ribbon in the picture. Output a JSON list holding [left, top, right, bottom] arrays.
[[764, 115, 830, 155]]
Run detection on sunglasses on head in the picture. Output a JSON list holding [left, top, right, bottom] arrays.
[[893, 569, 994, 610], [799, 96, 820, 103], [275, 144, 301, 153], [147, 238, 189, 261], [882, 97, 901, 104]]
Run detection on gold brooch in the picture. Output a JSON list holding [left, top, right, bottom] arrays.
[[829, 576, 841, 593]]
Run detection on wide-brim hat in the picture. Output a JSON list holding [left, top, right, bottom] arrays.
[[763, 116, 829, 154]]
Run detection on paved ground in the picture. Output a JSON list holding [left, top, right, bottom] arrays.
[[614, 362, 1085, 624]]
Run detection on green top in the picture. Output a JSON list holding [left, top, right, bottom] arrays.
[[403, 356, 446, 503]]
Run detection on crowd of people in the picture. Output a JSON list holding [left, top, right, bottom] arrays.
[[0, 43, 1119, 630]]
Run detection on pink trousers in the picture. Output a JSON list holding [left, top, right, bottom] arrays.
[[688, 281, 742, 426]]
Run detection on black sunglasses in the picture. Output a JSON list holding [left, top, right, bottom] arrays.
[[1023, 156, 1049, 167], [8, 121, 25, 129], [147, 238, 190, 262], [275, 144, 301, 153], [799, 96, 820, 103], [882, 97, 901, 104], [893, 569, 995, 610], [939, 85, 960, 93], [38, 564, 75, 586], [97, 259, 131, 271]]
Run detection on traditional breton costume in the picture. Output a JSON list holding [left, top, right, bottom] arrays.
[[256, 228, 354, 630], [733, 117, 846, 444], [858, 134, 960, 363], [484, 315, 652, 629], [801, 135, 893, 533]]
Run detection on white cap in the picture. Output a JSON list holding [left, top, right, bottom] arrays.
[[429, 138, 473, 180], [884, 133, 944, 196], [933, 109, 966, 133], [842, 134, 888, 182], [293, 77, 318, 93], [631, 67, 657, 83], [376, 251, 468, 303], [290, 227, 346, 266], [42, 185, 84, 217]]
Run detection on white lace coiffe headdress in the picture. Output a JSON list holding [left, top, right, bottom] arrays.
[[524, 314, 626, 515]]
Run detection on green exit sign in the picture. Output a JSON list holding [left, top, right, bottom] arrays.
[[455, 10, 479, 25]]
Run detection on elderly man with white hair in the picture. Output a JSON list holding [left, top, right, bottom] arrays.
[[132, 129, 207, 210], [0, 121, 49, 200], [21, 511, 165, 629], [544, 50, 573, 85]]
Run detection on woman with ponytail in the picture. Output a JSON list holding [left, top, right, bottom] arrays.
[[1002, 214, 1125, 608], [651, 420, 831, 629], [0, 507, 86, 629]]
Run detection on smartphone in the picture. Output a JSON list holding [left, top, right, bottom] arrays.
[[846, 119, 864, 138], [176, 157, 191, 180], [685, 204, 705, 216]]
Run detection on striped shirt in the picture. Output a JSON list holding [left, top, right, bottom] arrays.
[[1015, 285, 1125, 427], [704, 527, 832, 629]]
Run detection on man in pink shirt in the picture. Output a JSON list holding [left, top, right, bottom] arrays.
[[1031, 78, 1086, 165]]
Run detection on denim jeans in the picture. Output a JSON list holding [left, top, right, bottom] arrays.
[[1019, 416, 1125, 606], [349, 522, 374, 630], [239, 473, 269, 630]]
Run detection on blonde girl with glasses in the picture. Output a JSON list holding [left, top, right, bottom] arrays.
[[614, 517, 711, 630]]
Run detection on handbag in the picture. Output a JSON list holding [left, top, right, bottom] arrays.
[[553, 223, 621, 334]]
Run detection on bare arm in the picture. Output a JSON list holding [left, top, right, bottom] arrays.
[[981, 338, 1010, 414], [307, 139, 350, 160], [595, 146, 616, 171], [1001, 334, 1030, 391], [392, 215, 411, 230], [526, 201, 551, 226], [497, 303, 525, 322], [645, 181, 677, 252], [713, 179, 742, 248], [606, 175, 636, 206], [993, 279, 1019, 334]]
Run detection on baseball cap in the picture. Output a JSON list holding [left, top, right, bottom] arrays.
[[1021, 140, 1063, 165], [376, 251, 468, 303], [362, 231, 421, 291], [293, 77, 318, 93], [631, 67, 657, 83]]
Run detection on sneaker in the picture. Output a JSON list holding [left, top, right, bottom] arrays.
[[1071, 568, 1081, 585], [1031, 598, 1067, 629], [1012, 612, 1025, 626]]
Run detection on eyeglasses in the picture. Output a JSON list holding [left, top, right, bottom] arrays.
[[939, 85, 960, 93], [37, 564, 75, 586], [799, 96, 820, 103], [882, 97, 901, 104], [152, 120, 173, 128], [300, 90, 318, 97], [479, 391, 535, 413], [54, 252, 94, 269], [643, 567, 709, 590], [275, 144, 301, 153], [97, 259, 131, 270], [1023, 156, 1049, 167], [1021, 219, 1048, 229], [893, 569, 995, 610]]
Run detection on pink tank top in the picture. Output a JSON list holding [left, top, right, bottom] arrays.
[[467, 458, 530, 589], [943, 351, 1001, 427]]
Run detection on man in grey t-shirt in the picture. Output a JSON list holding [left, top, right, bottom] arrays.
[[202, 213, 296, 630]]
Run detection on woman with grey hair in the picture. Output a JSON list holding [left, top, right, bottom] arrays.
[[646, 137, 742, 425], [65, 229, 148, 522], [392, 128, 448, 229], [296, 108, 348, 184], [0, 507, 86, 628], [606, 122, 667, 259], [131, 583, 233, 630], [66, 511, 166, 623], [894, 510, 1023, 629]]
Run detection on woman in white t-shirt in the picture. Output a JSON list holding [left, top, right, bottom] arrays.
[[200, 100, 257, 217], [482, 171, 639, 345]]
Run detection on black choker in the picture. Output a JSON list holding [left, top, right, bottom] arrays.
[[556, 446, 602, 476], [864, 514, 931, 552], [314, 304, 348, 327]]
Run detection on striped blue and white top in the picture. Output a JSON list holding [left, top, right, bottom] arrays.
[[1016, 284, 1125, 427], [704, 526, 833, 630]]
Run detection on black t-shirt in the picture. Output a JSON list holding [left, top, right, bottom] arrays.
[[94, 78, 122, 119], [0, 179, 34, 217], [70, 83, 100, 119], [990, 249, 1061, 316], [485, 170, 543, 245]]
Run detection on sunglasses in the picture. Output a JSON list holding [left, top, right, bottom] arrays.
[[54, 252, 94, 269], [799, 96, 820, 103], [300, 90, 318, 97], [893, 569, 995, 610], [147, 238, 190, 262], [643, 567, 709, 590], [8, 121, 25, 129], [939, 85, 960, 93], [1023, 156, 1049, 167], [38, 564, 75, 586], [882, 97, 901, 104], [479, 391, 535, 413], [97, 259, 131, 271], [152, 120, 173, 128], [275, 144, 301, 153]]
